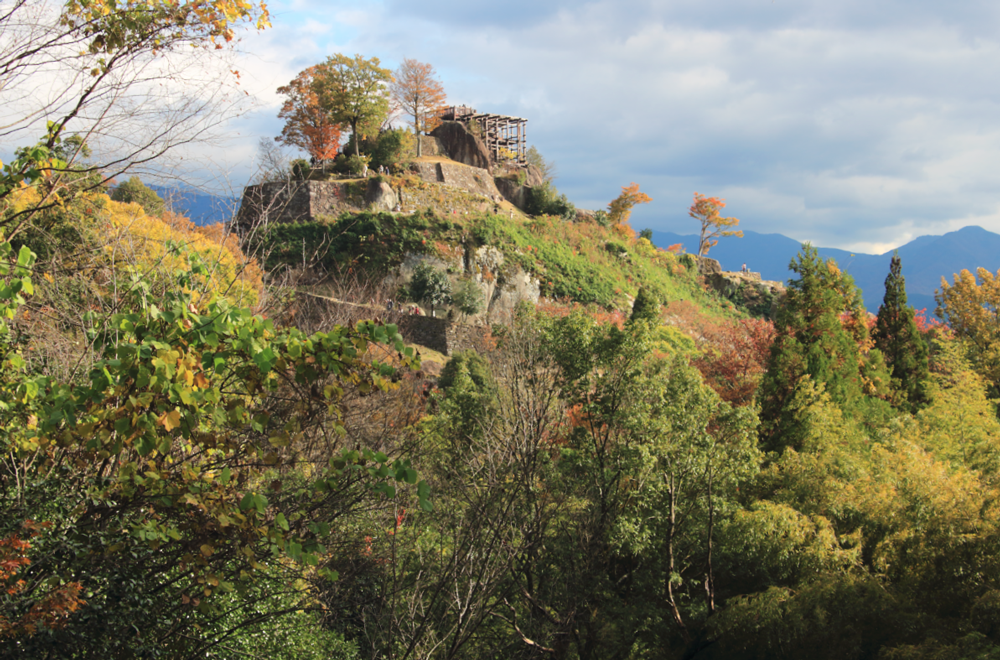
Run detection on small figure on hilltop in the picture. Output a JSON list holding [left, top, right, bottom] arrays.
[[742, 263, 748, 274]]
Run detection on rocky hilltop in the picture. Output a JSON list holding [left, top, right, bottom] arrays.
[[236, 121, 545, 229], [698, 256, 786, 318]]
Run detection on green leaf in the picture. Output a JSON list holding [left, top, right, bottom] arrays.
[[275, 512, 289, 531], [253, 347, 277, 373], [137, 435, 155, 456], [16, 245, 34, 268]]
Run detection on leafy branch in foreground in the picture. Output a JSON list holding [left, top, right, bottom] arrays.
[[0, 239, 429, 653]]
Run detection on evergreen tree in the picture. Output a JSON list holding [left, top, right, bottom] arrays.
[[872, 253, 929, 411], [629, 285, 660, 325], [409, 261, 451, 316], [758, 245, 889, 451]]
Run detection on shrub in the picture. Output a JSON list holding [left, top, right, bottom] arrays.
[[291, 158, 311, 180], [525, 182, 575, 220], [342, 128, 413, 173], [332, 154, 365, 176], [110, 176, 165, 217], [409, 261, 452, 316]]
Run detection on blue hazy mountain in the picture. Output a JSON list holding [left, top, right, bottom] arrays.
[[650, 226, 1000, 313], [150, 186, 238, 226]]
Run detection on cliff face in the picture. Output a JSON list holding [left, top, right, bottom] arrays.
[[389, 245, 540, 324], [429, 121, 491, 170], [698, 257, 786, 318]]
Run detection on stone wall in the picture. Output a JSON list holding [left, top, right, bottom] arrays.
[[235, 180, 366, 227], [235, 166, 509, 228]]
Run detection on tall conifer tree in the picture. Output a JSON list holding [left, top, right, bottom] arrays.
[[873, 253, 929, 411], [758, 245, 889, 450]]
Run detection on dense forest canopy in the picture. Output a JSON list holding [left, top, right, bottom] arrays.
[[4, 7, 1000, 659]]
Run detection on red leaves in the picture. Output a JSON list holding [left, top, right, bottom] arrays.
[[690, 192, 742, 257], [691, 318, 776, 406], [607, 183, 652, 232], [0, 521, 84, 639], [276, 65, 343, 161]]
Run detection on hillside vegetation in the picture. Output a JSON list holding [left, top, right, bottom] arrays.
[[248, 200, 739, 319], [9, 14, 1000, 659]]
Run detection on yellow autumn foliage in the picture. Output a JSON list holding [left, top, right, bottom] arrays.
[[100, 196, 263, 308], [4, 187, 263, 308]]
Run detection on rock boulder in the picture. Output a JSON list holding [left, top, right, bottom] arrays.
[[365, 178, 398, 212], [430, 121, 491, 170]]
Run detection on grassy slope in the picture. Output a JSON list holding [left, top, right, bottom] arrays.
[[252, 200, 743, 325]]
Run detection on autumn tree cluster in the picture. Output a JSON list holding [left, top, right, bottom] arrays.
[[276, 54, 447, 164]]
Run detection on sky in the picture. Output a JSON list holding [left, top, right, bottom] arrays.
[[202, 0, 1000, 252]]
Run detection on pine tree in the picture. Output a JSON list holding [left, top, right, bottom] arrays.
[[872, 253, 929, 411]]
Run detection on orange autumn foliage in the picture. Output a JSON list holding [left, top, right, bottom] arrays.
[[690, 192, 741, 257], [391, 58, 448, 141], [276, 65, 343, 160], [0, 521, 84, 639], [691, 318, 776, 406], [536, 299, 628, 329], [607, 183, 652, 233]]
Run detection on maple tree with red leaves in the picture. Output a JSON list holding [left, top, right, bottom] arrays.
[[691, 318, 776, 406], [607, 182, 652, 231], [275, 65, 343, 161]]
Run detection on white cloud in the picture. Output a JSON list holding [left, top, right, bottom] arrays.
[[123, 0, 1000, 249]]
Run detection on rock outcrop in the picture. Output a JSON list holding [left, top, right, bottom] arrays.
[[492, 165, 546, 211], [410, 136, 446, 157], [430, 121, 491, 170], [409, 161, 503, 201], [389, 245, 540, 324], [364, 178, 398, 212], [706, 269, 786, 319]]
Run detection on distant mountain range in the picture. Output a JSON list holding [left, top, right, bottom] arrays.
[[149, 186, 238, 227], [650, 226, 1000, 313]]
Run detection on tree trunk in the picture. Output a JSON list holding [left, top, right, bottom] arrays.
[[704, 470, 716, 615], [413, 106, 423, 158], [664, 480, 691, 643]]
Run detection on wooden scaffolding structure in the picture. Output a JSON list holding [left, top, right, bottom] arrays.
[[441, 106, 528, 166]]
